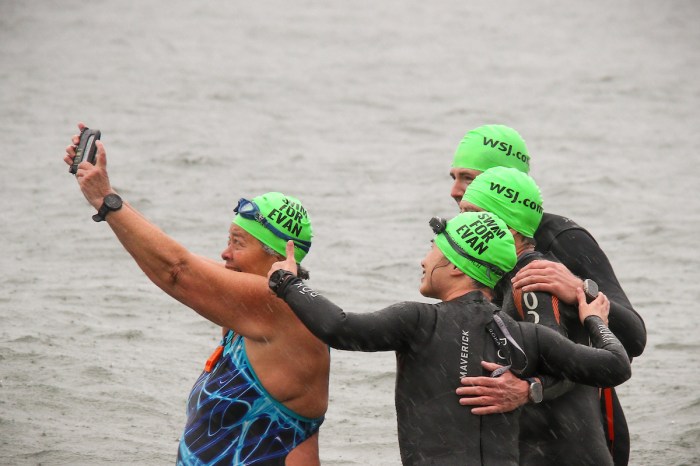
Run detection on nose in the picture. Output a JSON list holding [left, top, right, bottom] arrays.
[[450, 179, 465, 205], [221, 245, 231, 261]]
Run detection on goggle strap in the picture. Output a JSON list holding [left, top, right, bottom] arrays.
[[442, 230, 505, 277], [235, 198, 311, 253]]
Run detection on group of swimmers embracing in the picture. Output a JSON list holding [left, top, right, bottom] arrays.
[[65, 123, 644, 465]]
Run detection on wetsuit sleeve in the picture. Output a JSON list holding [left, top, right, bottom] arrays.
[[512, 288, 576, 401], [548, 229, 646, 357], [274, 276, 431, 352], [522, 317, 632, 387]]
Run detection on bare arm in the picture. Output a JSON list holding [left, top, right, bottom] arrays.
[[64, 127, 287, 340]]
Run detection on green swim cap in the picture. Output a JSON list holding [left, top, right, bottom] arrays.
[[463, 167, 544, 238], [233, 192, 313, 262], [452, 125, 530, 173], [431, 211, 517, 288]]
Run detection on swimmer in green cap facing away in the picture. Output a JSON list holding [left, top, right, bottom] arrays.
[[266, 211, 631, 466], [64, 123, 329, 466], [456, 167, 620, 466], [448, 124, 645, 465]]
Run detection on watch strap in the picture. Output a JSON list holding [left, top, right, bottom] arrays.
[[526, 377, 543, 404], [93, 194, 123, 222], [268, 269, 299, 297]]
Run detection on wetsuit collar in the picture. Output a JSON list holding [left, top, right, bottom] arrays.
[[447, 290, 493, 305]]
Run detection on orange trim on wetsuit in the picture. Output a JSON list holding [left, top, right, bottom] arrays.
[[513, 288, 525, 320], [551, 295, 561, 325], [513, 288, 561, 326], [602, 387, 615, 453]]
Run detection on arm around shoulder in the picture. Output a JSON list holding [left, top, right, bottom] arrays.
[[272, 271, 423, 352]]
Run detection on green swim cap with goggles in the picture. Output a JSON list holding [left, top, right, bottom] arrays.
[[430, 211, 517, 288], [233, 192, 313, 263], [452, 125, 531, 173], [462, 167, 544, 238]]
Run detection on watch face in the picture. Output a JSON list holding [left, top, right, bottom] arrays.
[[104, 194, 122, 210], [529, 381, 543, 403]]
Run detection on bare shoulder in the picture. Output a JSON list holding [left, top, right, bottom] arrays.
[[245, 320, 330, 418]]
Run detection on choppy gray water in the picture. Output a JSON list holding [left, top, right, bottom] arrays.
[[1, 0, 699, 464]]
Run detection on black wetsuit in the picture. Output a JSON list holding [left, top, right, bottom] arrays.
[[535, 213, 646, 465], [273, 280, 631, 466], [496, 250, 614, 465]]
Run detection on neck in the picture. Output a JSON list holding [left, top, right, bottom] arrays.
[[439, 281, 492, 302], [515, 239, 535, 257]]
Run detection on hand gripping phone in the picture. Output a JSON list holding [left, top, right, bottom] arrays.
[[583, 278, 599, 303], [69, 127, 101, 174]]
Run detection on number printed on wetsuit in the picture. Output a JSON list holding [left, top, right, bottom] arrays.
[[524, 292, 540, 323]]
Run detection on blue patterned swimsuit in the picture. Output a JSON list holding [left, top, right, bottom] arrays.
[[177, 331, 324, 465]]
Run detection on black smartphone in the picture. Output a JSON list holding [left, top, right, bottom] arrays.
[[69, 127, 101, 174], [583, 279, 598, 303]]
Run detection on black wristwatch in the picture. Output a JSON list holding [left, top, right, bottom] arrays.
[[526, 377, 543, 404], [92, 193, 123, 222], [582, 279, 599, 303], [268, 269, 297, 296]]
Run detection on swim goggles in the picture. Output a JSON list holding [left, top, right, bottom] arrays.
[[429, 216, 506, 278], [234, 198, 311, 253]]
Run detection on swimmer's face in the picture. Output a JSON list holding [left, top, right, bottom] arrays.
[[450, 167, 482, 206], [419, 241, 452, 299], [221, 224, 279, 276]]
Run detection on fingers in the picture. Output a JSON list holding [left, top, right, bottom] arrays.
[[516, 281, 554, 294], [285, 240, 295, 262], [511, 272, 551, 289], [456, 384, 488, 396], [266, 241, 298, 281], [594, 291, 609, 306], [64, 144, 76, 167], [94, 141, 107, 168], [480, 361, 505, 372], [459, 376, 499, 388], [65, 123, 84, 165], [267, 262, 283, 279], [457, 395, 516, 414], [519, 259, 546, 270], [458, 395, 493, 406], [470, 405, 507, 415]]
